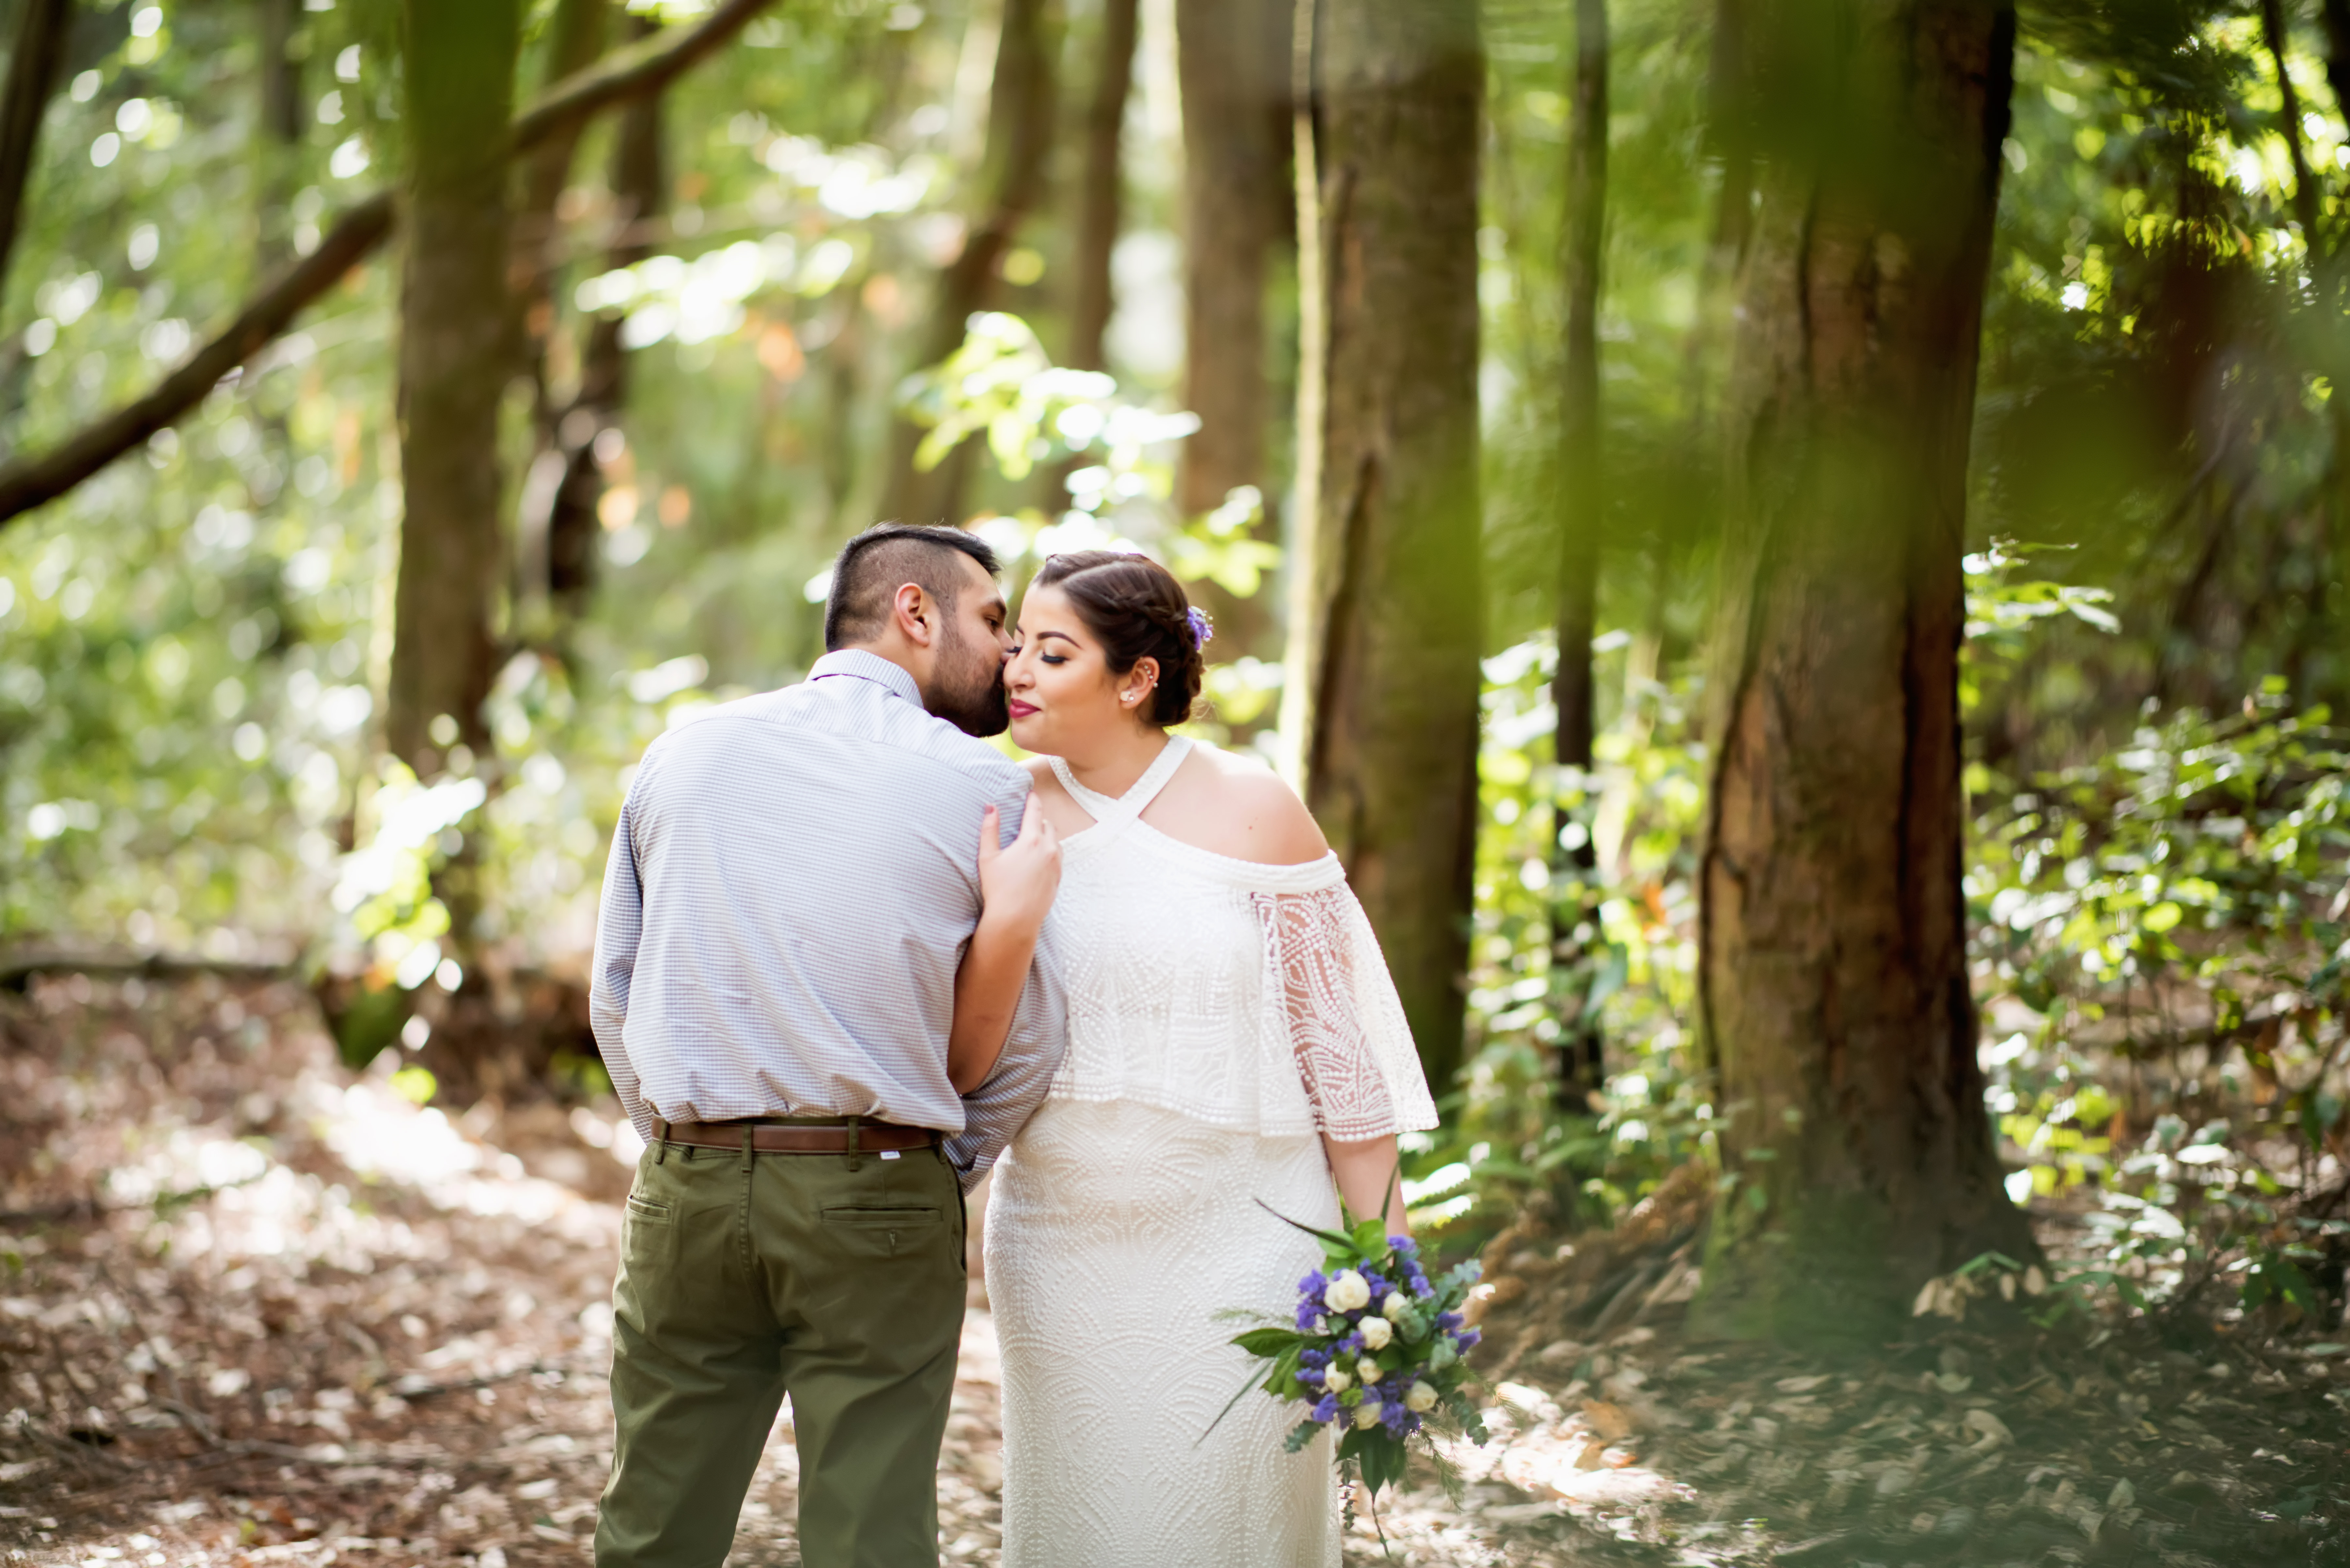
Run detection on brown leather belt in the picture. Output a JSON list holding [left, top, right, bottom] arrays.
[[655, 1117, 939, 1155]]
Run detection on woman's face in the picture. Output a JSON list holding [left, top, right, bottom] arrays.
[[1004, 584, 1158, 756]]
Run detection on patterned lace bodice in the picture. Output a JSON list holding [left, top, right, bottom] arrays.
[[1039, 737, 1438, 1141]]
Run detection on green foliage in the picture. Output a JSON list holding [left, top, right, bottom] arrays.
[[1970, 684, 2348, 1315], [1407, 633, 1711, 1246], [895, 310, 1286, 750]]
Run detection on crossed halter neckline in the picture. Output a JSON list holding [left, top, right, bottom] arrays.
[[1047, 736, 1193, 829]]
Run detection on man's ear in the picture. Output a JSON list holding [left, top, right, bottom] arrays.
[[892, 582, 934, 647]]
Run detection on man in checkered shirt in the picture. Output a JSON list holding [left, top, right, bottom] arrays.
[[590, 524, 1064, 1568]]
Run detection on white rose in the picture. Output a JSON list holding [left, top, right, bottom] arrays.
[[1324, 1271, 1371, 1312], [1357, 1315, 1393, 1350], [1355, 1357, 1382, 1383], [1353, 1401, 1384, 1429], [1405, 1380, 1439, 1413], [1321, 1366, 1351, 1393], [1383, 1291, 1411, 1317]]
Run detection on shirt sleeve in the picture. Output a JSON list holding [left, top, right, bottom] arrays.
[[943, 774, 1068, 1189], [589, 771, 655, 1144], [1258, 883, 1440, 1141]]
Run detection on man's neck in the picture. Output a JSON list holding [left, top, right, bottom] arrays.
[[825, 642, 929, 706]]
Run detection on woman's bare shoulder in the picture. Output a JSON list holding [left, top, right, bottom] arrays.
[[1161, 743, 1330, 865]]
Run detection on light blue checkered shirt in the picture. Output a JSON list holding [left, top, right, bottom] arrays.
[[589, 648, 1064, 1187]]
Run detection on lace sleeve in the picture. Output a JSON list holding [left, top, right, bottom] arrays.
[[1255, 884, 1441, 1141]]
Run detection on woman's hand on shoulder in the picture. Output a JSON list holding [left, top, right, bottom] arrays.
[[1196, 748, 1329, 866]]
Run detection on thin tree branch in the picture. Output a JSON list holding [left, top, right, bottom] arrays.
[[0, 193, 395, 525], [0, 0, 778, 536], [0, 0, 74, 308], [2259, 0, 2326, 257], [509, 0, 775, 156]]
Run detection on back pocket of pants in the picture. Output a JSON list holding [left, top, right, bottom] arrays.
[[821, 1205, 942, 1257]]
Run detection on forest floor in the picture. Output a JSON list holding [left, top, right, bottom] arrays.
[[2, 976, 2346, 1568]]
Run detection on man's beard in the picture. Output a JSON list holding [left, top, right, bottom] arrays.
[[926, 621, 1010, 737]]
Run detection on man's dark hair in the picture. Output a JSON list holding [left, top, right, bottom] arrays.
[[822, 524, 1002, 651]]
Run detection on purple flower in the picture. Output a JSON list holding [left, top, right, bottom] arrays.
[[1382, 1401, 1412, 1435], [1435, 1311, 1463, 1330], [1455, 1328, 1482, 1350], [1186, 606, 1214, 647], [1311, 1393, 1339, 1424], [1388, 1235, 1417, 1257], [1299, 1270, 1327, 1297], [1300, 1348, 1329, 1370]]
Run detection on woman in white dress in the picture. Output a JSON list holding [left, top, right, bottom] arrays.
[[982, 551, 1439, 1568]]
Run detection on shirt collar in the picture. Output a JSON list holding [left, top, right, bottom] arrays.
[[809, 647, 923, 708]]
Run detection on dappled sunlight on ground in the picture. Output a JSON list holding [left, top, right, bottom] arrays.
[[8, 976, 2342, 1567]]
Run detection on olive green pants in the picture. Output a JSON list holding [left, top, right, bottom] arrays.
[[594, 1136, 967, 1568]]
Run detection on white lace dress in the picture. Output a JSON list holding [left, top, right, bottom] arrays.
[[985, 738, 1438, 1568]]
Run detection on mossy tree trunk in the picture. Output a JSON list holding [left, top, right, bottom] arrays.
[[1690, 0, 2034, 1343], [388, 0, 523, 774], [1300, 0, 1483, 1094]]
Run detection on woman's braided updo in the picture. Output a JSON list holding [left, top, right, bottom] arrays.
[[1029, 551, 1207, 728]]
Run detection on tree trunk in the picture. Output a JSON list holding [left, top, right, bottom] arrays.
[[388, 0, 523, 775], [1300, 0, 1483, 1095], [2318, 0, 2350, 705], [1689, 0, 2032, 1343], [1067, 0, 1136, 372], [877, 0, 1058, 526], [1551, 0, 1608, 1100], [256, 0, 303, 268], [1174, 0, 1290, 517], [2325, 0, 2350, 132], [546, 15, 662, 620], [516, 0, 610, 407], [0, 0, 72, 306]]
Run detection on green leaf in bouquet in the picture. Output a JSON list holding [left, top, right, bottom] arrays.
[[1352, 1431, 1408, 1498], [1260, 1345, 1304, 1399], [1390, 1303, 1428, 1340], [1282, 1419, 1322, 1454], [1230, 1326, 1304, 1358], [1351, 1216, 1388, 1254], [1252, 1198, 1359, 1253]]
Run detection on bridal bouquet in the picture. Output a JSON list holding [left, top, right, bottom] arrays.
[[1224, 1211, 1488, 1500]]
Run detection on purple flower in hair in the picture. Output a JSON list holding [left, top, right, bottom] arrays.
[[1185, 606, 1214, 648]]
